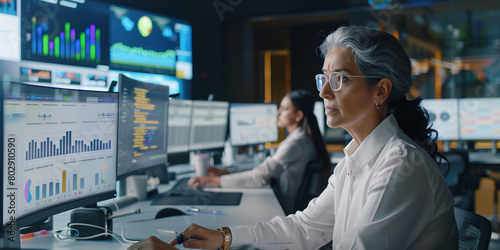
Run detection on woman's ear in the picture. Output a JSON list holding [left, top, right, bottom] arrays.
[[295, 110, 304, 122], [374, 78, 392, 104]]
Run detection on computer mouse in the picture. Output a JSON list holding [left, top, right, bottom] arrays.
[[155, 208, 187, 219]]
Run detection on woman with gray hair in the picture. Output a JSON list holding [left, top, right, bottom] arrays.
[[129, 26, 458, 250]]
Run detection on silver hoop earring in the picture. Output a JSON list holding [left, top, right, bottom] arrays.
[[376, 103, 380, 110]]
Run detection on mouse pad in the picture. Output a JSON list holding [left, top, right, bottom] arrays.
[[151, 191, 242, 206]]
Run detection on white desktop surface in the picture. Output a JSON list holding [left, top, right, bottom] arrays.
[[468, 152, 500, 165], [20, 166, 284, 249]]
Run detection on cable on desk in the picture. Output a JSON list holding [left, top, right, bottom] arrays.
[[54, 222, 132, 247], [52, 200, 140, 247], [111, 199, 140, 244]]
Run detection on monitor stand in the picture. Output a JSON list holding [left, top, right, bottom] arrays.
[[443, 141, 450, 152], [20, 217, 53, 234], [493, 140, 498, 154], [247, 145, 255, 157], [1, 223, 20, 249]]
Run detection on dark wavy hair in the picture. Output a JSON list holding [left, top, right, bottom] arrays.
[[318, 25, 449, 173], [287, 90, 331, 172]]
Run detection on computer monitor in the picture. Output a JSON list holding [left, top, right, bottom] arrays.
[[21, 0, 110, 68], [109, 4, 192, 80], [2, 82, 118, 230], [420, 98, 459, 141], [314, 101, 325, 136], [324, 127, 348, 143], [459, 98, 500, 140], [116, 74, 169, 179], [188, 100, 229, 151], [167, 99, 192, 154], [229, 103, 278, 147]]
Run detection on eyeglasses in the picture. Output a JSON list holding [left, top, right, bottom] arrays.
[[315, 72, 379, 91]]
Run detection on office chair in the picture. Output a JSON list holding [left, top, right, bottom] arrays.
[[454, 206, 492, 250], [294, 158, 329, 212], [441, 150, 473, 210]]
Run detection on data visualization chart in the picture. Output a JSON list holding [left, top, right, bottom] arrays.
[[459, 98, 500, 140], [0, 0, 20, 61], [109, 4, 191, 78], [3, 88, 117, 221], [21, 0, 110, 67], [420, 99, 459, 141], [229, 103, 278, 146], [167, 99, 192, 154]]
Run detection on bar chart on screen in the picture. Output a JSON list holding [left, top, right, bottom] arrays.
[[3, 90, 117, 214]]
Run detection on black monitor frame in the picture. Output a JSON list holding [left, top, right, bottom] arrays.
[[228, 102, 279, 147], [188, 100, 229, 152], [1, 82, 118, 230], [116, 74, 170, 180]]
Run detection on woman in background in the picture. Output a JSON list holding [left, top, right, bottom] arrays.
[[188, 89, 331, 215]]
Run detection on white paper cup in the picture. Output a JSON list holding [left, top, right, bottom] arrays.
[[193, 154, 209, 177]]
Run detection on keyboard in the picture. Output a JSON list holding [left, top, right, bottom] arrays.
[[151, 177, 243, 206], [171, 177, 192, 191], [168, 177, 198, 196]]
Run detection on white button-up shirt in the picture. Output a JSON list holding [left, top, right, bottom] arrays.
[[230, 114, 458, 249], [221, 128, 317, 214]]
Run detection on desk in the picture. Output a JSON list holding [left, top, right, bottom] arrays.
[[469, 152, 500, 166], [20, 166, 284, 249]]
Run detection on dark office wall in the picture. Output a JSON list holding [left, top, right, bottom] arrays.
[[290, 21, 347, 100]]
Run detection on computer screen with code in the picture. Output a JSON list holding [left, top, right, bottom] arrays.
[[116, 74, 169, 178]]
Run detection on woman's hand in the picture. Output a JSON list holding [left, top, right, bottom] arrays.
[[207, 166, 229, 176], [169, 223, 224, 250], [128, 236, 178, 250], [187, 176, 221, 188]]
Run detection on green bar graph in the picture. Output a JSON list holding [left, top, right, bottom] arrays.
[[65, 23, 70, 42], [31, 18, 100, 63], [96, 29, 100, 63], [80, 32, 85, 61], [91, 45, 95, 61], [55, 37, 60, 58], [43, 34, 49, 56], [65, 22, 70, 59]]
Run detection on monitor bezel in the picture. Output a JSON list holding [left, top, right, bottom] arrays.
[[116, 74, 170, 180], [188, 100, 229, 152], [458, 97, 500, 141], [228, 102, 279, 147], [108, 3, 193, 79], [1, 82, 118, 228], [167, 98, 193, 155], [420, 98, 460, 141]]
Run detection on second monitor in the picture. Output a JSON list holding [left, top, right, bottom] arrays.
[[188, 100, 229, 151], [229, 103, 278, 147], [117, 74, 169, 179]]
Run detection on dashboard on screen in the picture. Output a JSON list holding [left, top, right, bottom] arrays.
[[314, 101, 325, 136], [109, 4, 192, 79], [420, 98, 459, 141], [2, 82, 118, 228], [21, 0, 110, 68], [189, 101, 229, 151], [0, 0, 192, 94], [459, 98, 500, 140], [0, 0, 20, 62], [167, 99, 192, 154], [229, 103, 278, 147]]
